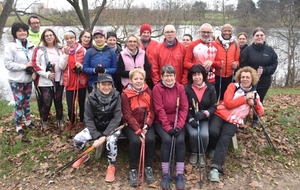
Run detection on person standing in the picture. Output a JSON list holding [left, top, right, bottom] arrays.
[[185, 64, 217, 167], [4, 22, 36, 136], [28, 15, 42, 46], [78, 30, 93, 50], [213, 24, 240, 101], [59, 31, 88, 131], [240, 27, 278, 128], [182, 34, 193, 48], [116, 34, 151, 92], [152, 65, 188, 190], [83, 29, 117, 93], [139, 23, 158, 89], [208, 66, 264, 182], [152, 25, 186, 85], [106, 31, 123, 60], [183, 23, 218, 85], [32, 28, 64, 130], [238, 32, 248, 52], [121, 68, 156, 187], [72, 74, 122, 183]]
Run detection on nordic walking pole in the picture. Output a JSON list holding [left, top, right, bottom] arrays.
[[217, 60, 223, 104], [137, 108, 148, 190], [251, 106, 277, 153], [51, 123, 127, 178], [168, 96, 180, 179]]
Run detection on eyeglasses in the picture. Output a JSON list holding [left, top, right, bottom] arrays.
[[45, 34, 53, 38], [128, 40, 137, 43], [201, 31, 212, 34], [83, 35, 91, 39], [30, 22, 40, 25], [163, 74, 175, 78]]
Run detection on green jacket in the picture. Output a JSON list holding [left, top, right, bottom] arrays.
[[28, 29, 42, 46]]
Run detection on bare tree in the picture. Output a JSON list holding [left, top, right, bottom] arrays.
[[235, 0, 256, 27], [0, 0, 15, 39], [66, 0, 107, 31]]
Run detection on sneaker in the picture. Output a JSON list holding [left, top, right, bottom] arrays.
[[175, 174, 185, 190], [199, 154, 205, 167], [145, 167, 156, 184], [72, 154, 90, 169], [189, 153, 198, 166], [252, 121, 259, 129], [105, 165, 115, 182], [160, 173, 171, 190], [209, 168, 220, 182], [27, 122, 36, 129], [65, 123, 75, 131], [208, 150, 215, 159], [129, 169, 138, 187]]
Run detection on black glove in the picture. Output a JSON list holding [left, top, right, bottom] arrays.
[[95, 66, 105, 73], [25, 67, 34, 75], [194, 112, 206, 121], [174, 127, 180, 137], [189, 119, 199, 128], [75, 67, 81, 74], [46, 62, 54, 72], [168, 128, 180, 137]]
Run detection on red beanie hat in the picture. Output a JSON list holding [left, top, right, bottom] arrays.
[[140, 24, 152, 35]]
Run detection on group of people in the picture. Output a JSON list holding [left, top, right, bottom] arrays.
[[4, 14, 278, 189]]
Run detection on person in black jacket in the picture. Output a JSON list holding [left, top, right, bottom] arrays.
[[71, 74, 122, 183], [185, 64, 217, 167], [240, 27, 278, 128]]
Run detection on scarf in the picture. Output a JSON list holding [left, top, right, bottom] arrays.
[[95, 85, 115, 104], [94, 43, 107, 50], [141, 39, 150, 49], [128, 47, 138, 56], [162, 80, 175, 88], [218, 35, 235, 51], [193, 82, 206, 90], [69, 43, 79, 54], [165, 39, 177, 48], [127, 83, 144, 94]]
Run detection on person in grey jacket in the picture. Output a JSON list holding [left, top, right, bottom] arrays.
[[4, 22, 36, 136], [72, 74, 122, 183]]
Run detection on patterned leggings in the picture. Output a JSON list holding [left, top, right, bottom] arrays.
[[10, 82, 32, 129], [39, 82, 64, 121], [73, 128, 121, 164]]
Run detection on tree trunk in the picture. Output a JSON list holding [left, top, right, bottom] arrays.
[[0, 0, 15, 39]]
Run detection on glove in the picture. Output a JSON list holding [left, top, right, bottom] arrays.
[[168, 128, 180, 137], [194, 112, 206, 121], [174, 127, 180, 137], [189, 119, 198, 128], [95, 66, 105, 73], [75, 67, 81, 74], [25, 67, 34, 75]]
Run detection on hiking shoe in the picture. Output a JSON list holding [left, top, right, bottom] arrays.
[[129, 169, 138, 187], [209, 168, 220, 182], [27, 122, 36, 129], [160, 173, 171, 190], [65, 123, 75, 131], [189, 153, 198, 166], [42, 121, 47, 130], [145, 167, 156, 184], [57, 120, 64, 130], [72, 154, 90, 169], [175, 174, 185, 190], [208, 150, 215, 159], [105, 165, 115, 182], [252, 121, 259, 129], [199, 154, 205, 167], [17, 128, 25, 136]]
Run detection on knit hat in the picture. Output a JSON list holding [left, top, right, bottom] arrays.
[[140, 24, 152, 35], [93, 29, 105, 37], [97, 74, 113, 83]]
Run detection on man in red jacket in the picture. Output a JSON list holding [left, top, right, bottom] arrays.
[[183, 23, 218, 85], [152, 25, 186, 85], [213, 24, 240, 101]]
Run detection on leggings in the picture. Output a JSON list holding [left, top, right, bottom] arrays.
[[122, 126, 155, 169], [185, 120, 209, 154], [154, 123, 186, 162], [10, 82, 32, 129], [39, 82, 64, 121], [73, 127, 121, 164], [66, 88, 86, 123]]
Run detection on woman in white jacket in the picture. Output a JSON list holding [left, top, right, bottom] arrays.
[[32, 28, 64, 130], [4, 22, 36, 136]]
